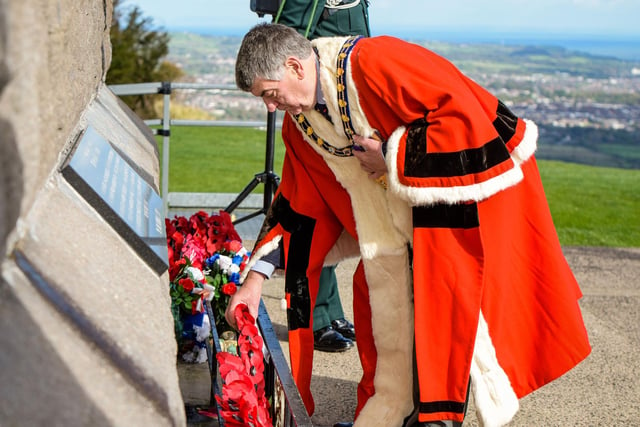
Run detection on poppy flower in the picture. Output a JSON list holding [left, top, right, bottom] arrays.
[[179, 277, 195, 293], [221, 282, 237, 296]]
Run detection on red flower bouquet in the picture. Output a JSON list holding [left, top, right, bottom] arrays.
[[166, 210, 250, 362]]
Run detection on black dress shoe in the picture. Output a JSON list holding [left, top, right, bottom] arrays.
[[314, 326, 354, 352], [333, 422, 353, 427], [331, 318, 356, 341]]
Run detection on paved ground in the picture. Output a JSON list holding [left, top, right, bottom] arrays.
[[258, 246, 640, 427]]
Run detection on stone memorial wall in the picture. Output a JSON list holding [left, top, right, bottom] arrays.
[[0, 1, 185, 425]]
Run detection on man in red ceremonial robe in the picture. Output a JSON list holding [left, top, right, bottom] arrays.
[[226, 23, 591, 427]]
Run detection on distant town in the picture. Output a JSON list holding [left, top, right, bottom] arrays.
[[166, 32, 640, 169]]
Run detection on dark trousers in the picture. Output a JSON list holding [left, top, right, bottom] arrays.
[[312, 265, 345, 331]]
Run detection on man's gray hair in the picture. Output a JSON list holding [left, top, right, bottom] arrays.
[[235, 23, 313, 92]]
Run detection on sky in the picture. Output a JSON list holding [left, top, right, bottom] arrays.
[[126, 0, 640, 40]]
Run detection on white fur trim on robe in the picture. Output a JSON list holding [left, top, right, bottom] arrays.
[[384, 120, 539, 207], [240, 235, 281, 283], [471, 312, 520, 427]]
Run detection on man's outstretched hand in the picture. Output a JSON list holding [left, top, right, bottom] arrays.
[[225, 270, 265, 329]]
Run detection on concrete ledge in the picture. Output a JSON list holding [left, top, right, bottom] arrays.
[[167, 192, 263, 211]]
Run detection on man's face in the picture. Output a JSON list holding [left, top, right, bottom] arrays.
[[250, 56, 316, 115]]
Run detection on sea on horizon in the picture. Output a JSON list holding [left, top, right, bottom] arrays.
[[406, 31, 640, 62], [172, 25, 640, 62]]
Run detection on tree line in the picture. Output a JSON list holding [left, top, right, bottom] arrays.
[[107, 0, 182, 118]]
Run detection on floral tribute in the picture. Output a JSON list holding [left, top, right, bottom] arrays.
[[216, 304, 272, 427], [165, 210, 250, 362]]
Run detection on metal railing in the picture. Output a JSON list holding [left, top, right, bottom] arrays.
[[109, 82, 311, 426], [109, 81, 282, 220]]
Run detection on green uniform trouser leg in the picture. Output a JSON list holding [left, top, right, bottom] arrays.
[[312, 265, 345, 332]]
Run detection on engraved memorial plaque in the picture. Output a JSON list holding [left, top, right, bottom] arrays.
[[61, 125, 168, 274]]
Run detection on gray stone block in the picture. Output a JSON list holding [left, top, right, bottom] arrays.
[[1, 1, 187, 425], [2, 85, 186, 426]]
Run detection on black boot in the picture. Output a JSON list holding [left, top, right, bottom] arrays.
[[314, 326, 354, 352], [331, 318, 356, 341]]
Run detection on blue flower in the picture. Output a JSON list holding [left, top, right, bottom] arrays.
[[205, 254, 220, 268], [228, 272, 241, 284]]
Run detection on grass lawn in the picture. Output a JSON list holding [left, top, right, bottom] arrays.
[[159, 125, 285, 193], [538, 160, 639, 247], [157, 126, 640, 247]]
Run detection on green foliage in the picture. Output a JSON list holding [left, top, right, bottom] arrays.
[[108, 0, 170, 84], [107, 0, 176, 118], [155, 61, 185, 83]]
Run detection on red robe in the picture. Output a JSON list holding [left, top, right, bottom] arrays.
[[244, 35, 591, 427]]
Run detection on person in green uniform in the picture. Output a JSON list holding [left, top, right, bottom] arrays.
[[275, 0, 370, 40]]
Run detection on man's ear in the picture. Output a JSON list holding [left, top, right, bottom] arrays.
[[285, 56, 305, 79]]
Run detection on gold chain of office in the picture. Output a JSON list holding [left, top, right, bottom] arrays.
[[293, 36, 362, 158]]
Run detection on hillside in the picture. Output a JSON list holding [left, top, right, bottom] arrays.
[[165, 32, 640, 170]]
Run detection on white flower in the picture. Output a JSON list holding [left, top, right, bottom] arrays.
[[218, 255, 233, 273], [181, 346, 208, 364], [228, 264, 240, 275], [186, 266, 205, 282], [194, 346, 208, 363], [181, 351, 196, 363], [194, 315, 211, 342]]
